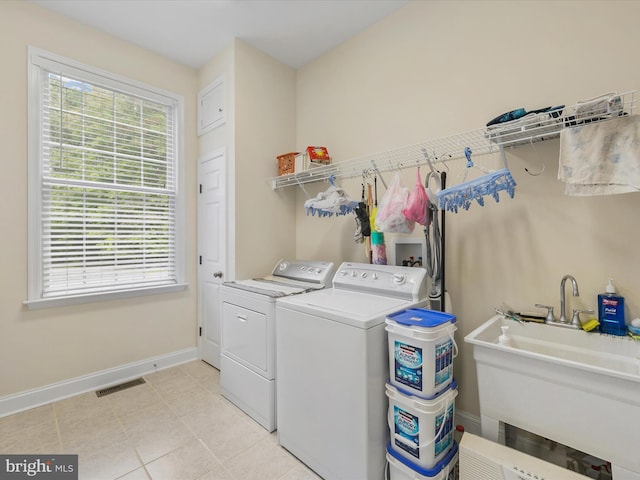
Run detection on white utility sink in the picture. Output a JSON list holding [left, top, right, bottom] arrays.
[[465, 315, 640, 480]]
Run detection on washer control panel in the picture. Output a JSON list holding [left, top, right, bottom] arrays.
[[333, 262, 428, 300]]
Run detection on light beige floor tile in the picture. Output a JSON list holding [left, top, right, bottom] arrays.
[[150, 372, 204, 400], [116, 467, 151, 480], [143, 366, 185, 386], [108, 382, 164, 417], [194, 469, 236, 480], [278, 464, 323, 480], [63, 427, 131, 457], [120, 403, 195, 464], [0, 417, 61, 453], [57, 412, 122, 444], [0, 439, 63, 455], [55, 390, 120, 447], [133, 427, 194, 465], [117, 400, 179, 441], [199, 412, 271, 464], [181, 360, 219, 383], [175, 394, 239, 435], [159, 377, 208, 405], [195, 367, 222, 394], [58, 408, 124, 448], [0, 403, 55, 436], [163, 388, 218, 419], [119, 400, 174, 426], [223, 437, 301, 480], [54, 391, 114, 431], [76, 439, 142, 480], [58, 398, 130, 454], [267, 431, 279, 445], [145, 439, 223, 480], [0, 360, 316, 479]]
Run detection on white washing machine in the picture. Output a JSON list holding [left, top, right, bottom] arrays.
[[220, 259, 334, 432], [276, 262, 429, 480]]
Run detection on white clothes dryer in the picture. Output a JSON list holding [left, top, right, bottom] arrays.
[[276, 262, 429, 480], [220, 259, 334, 432]]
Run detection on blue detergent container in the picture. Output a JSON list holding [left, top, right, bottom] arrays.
[[386, 380, 458, 470], [386, 439, 458, 480], [385, 308, 457, 398]]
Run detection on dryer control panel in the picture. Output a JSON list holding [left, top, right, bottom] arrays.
[[271, 259, 334, 285]]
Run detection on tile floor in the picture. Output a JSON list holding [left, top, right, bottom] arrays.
[[0, 360, 321, 480]]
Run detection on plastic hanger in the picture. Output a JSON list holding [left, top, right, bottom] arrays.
[[436, 146, 516, 213]]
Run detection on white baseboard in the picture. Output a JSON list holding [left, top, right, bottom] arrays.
[[454, 408, 482, 436], [455, 408, 507, 442], [0, 347, 198, 418]]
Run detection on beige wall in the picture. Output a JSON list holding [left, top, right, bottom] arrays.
[[295, 0, 640, 418], [0, 2, 199, 397], [233, 40, 297, 279]]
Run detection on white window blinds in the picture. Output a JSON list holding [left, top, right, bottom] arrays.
[[31, 51, 181, 300]]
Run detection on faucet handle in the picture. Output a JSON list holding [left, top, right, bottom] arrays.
[[571, 308, 595, 328], [535, 304, 556, 323]]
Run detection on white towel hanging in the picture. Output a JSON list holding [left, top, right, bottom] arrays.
[[558, 114, 640, 196]]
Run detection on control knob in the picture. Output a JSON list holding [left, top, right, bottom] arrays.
[[393, 273, 406, 285]]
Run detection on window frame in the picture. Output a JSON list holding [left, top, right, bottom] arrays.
[[26, 47, 186, 309]]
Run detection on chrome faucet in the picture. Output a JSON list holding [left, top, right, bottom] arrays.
[[559, 274, 579, 324], [535, 274, 593, 329]]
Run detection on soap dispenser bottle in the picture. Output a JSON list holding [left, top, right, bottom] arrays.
[[498, 326, 512, 346], [598, 279, 626, 336]]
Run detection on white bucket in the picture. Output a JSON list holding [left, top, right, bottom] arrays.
[[386, 381, 457, 470], [386, 308, 457, 398], [386, 439, 458, 480]]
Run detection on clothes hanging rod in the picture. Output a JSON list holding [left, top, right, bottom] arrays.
[[270, 90, 636, 190]]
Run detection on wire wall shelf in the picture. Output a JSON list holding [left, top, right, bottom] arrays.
[[270, 90, 636, 190]]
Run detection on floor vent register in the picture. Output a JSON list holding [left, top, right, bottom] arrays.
[[95, 378, 146, 397]]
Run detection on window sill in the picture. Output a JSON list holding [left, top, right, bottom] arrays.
[[23, 283, 189, 310]]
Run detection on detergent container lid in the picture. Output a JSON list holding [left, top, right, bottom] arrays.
[[386, 378, 458, 401], [387, 307, 456, 327], [386, 439, 459, 477]]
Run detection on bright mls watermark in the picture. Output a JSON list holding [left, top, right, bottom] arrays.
[[0, 455, 77, 479]]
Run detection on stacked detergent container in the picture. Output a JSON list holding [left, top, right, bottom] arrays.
[[385, 308, 458, 480]]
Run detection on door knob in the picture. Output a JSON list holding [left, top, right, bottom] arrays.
[[213, 271, 223, 278]]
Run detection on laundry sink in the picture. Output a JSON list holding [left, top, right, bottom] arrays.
[[467, 315, 640, 379], [465, 315, 640, 479]]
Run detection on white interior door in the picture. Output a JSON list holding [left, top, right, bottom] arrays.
[[198, 148, 226, 368]]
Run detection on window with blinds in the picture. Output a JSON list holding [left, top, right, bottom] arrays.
[[28, 48, 185, 306]]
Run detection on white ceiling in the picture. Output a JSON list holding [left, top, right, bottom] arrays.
[[32, 0, 409, 69]]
